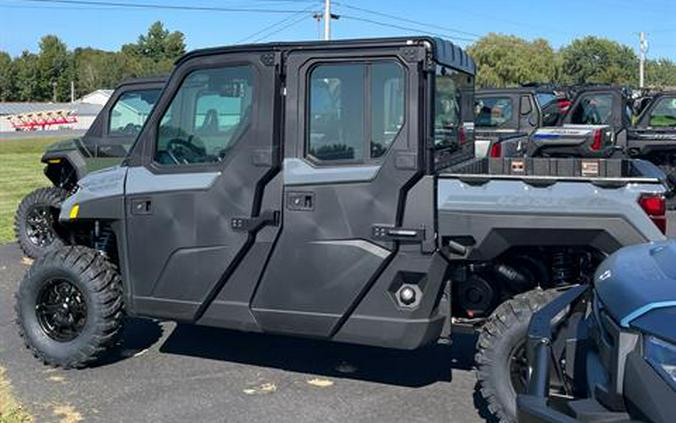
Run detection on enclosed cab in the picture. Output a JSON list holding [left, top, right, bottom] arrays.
[[14, 77, 165, 258], [13, 37, 670, 423]]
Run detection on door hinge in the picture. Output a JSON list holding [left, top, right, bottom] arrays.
[[231, 210, 279, 232]]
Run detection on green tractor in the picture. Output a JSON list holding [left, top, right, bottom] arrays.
[[14, 77, 165, 258]]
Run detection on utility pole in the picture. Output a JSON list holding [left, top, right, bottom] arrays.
[[70, 81, 75, 103], [52, 81, 58, 103], [639, 32, 648, 88], [323, 0, 331, 40]]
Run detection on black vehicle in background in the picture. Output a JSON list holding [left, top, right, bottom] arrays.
[[13, 77, 165, 258], [474, 87, 562, 158], [518, 241, 676, 423]]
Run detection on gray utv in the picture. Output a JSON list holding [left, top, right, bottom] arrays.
[[14, 37, 669, 423]]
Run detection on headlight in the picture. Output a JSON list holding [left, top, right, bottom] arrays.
[[645, 335, 676, 389]]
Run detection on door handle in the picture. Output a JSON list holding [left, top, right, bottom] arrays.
[[231, 210, 279, 232], [131, 199, 152, 215]]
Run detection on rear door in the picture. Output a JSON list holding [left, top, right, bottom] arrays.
[[251, 46, 430, 337], [123, 51, 281, 321]]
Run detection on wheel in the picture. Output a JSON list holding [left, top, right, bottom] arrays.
[[15, 246, 124, 368], [475, 289, 561, 423], [14, 187, 69, 258]]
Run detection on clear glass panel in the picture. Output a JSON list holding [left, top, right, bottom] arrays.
[[371, 62, 405, 158], [570, 94, 613, 125], [109, 89, 161, 136], [475, 96, 513, 128], [155, 66, 253, 165], [308, 63, 365, 162], [649, 97, 676, 127]]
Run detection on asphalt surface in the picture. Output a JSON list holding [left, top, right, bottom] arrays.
[[0, 243, 487, 423]]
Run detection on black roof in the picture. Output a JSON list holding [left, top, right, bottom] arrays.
[[177, 36, 476, 75], [116, 75, 167, 89]]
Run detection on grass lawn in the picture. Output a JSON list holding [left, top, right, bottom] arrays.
[[0, 137, 68, 244]]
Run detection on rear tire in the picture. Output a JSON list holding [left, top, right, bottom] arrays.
[[14, 187, 69, 258], [15, 246, 124, 368], [475, 289, 561, 423]]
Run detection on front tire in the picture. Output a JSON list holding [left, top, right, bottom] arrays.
[[15, 246, 124, 368], [14, 187, 69, 258], [475, 289, 560, 423]]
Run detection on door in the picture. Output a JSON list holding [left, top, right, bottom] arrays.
[[124, 51, 281, 321], [83, 82, 163, 172], [251, 47, 427, 337]]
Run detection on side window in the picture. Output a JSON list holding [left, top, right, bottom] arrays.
[[109, 89, 160, 136], [307, 61, 405, 163], [475, 97, 513, 128], [570, 94, 613, 125], [155, 65, 253, 165], [649, 98, 676, 127]]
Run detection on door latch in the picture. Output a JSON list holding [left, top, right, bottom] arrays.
[[372, 225, 425, 242], [130, 199, 152, 215], [231, 210, 279, 232]]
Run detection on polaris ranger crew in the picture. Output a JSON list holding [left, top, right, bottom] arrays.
[[518, 241, 676, 423], [13, 37, 668, 423], [14, 77, 165, 258]]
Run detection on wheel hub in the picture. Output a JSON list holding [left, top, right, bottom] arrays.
[[36, 279, 87, 342], [25, 206, 56, 247]]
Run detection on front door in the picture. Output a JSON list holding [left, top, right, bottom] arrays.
[[124, 51, 281, 321], [251, 47, 428, 337]]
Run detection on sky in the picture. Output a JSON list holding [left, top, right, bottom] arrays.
[[1, 0, 676, 61]]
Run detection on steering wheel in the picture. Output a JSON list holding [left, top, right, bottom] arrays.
[[166, 138, 205, 164]]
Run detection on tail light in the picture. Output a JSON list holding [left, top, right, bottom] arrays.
[[489, 142, 502, 158], [558, 99, 571, 113], [590, 129, 603, 151], [639, 194, 667, 234]]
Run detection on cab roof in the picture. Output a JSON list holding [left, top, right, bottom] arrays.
[[176, 36, 476, 75]]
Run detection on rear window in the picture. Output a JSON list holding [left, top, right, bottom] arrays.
[[648, 97, 676, 127], [475, 97, 513, 128], [570, 93, 613, 125]]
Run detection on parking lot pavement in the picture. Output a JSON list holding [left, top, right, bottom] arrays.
[[0, 243, 487, 423]]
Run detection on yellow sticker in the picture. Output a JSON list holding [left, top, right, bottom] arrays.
[[69, 204, 79, 220], [47, 159, 62, 164]]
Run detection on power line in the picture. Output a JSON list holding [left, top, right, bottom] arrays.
[[251, 13, 310, 42], [340, 15, 476, 43], [334, 1, 481, 38], [237, 4, 316, 43], [15, 0, 311, 13]]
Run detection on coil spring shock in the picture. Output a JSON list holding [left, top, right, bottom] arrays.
[[551, 250, 576, 286]]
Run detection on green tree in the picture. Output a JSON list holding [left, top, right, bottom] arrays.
[[645, 58, 676, 88], [0, 51, 15, 101], [559, 36, 637, 85], [468, 33, 558, 87], [13, 51, 41, 101], [123, 21, 185, 62], [36, 35, 74, 101]]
